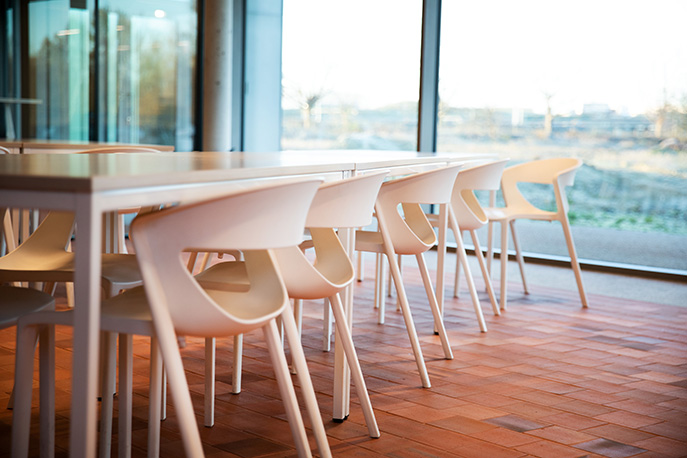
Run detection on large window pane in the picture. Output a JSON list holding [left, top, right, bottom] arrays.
[[438, 0, 687, 271], [99, 0, 197, 150], [281, 0, 422, 151], [28, 0, 91, 140]]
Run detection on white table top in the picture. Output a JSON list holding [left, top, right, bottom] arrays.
[[0, 150, 489, 193]]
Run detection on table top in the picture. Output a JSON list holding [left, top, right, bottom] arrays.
[[0, 150, 491, 193], [0, 139, 175, 153]]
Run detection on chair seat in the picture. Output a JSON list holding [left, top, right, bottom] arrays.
[[0, 251, 140, 285], [0, 286, 55, 328], [484, 206, 556, 222]]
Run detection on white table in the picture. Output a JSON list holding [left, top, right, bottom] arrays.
[[0, 150, 489, 456]]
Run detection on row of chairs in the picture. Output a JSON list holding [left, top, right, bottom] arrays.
[[1, 152, 587, 457]]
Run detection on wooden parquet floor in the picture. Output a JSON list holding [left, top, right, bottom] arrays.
[[0, 253, 686, 457]]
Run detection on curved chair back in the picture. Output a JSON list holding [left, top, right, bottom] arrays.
[[305, 171, 388, 229], [501, 157, 582, 215], [130, 179, 321, 337], [0, 146, 10, 154], [452, 159, 508, 231], [0, 212, 75, 282], [276, 172, 387, 300], [376, 165, 462, 255]]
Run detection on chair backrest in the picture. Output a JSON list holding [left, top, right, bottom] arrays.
[[74, 146, 160, 154], [275, 172, 387, 300], [502, 157, 581, 187], [452, 159, 508, 231], [501, 158, 582, 214], [376, 165, 462, 255], [305, 171, 388, 228], [0, 146, 10, 154], [0, 211, 74, 268], [130, 178, 321, 337]]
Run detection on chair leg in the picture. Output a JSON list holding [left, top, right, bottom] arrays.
[[500, 221, 509, 311], [160, 369, 167, 421], [374, 253, 386, 323], [448, 211, 488, 332], [39, 324, 55, 458], [470, 230, 500, 316], [204, 337, 215, 427], [11, 323, 40, 458], [118, 334, 133, 458], [384, 249, 431, 388], [98, 331, 117, 402], [453, 234, 462, 298], [328, 294, 380, 438], [263, 320, 314, 458], [116, 214, 128, 254], [151, 316, 204, 457], [148, 339, 162, 458], [293, 299, 303, 336], [322, 298, 332, 352], [486, 220, 495, 278], [6, 330, 40, 412], [356, 250, 364, 281], [509, 221, 529, 294], [415, 253, 455, 356], [232, 334, 243, 394], [281, 309, 332, 457], [66, 282, 75, 308], [395, 255, 402, 310], [99, 333, 117, 458], [560, 217, 588, 307]]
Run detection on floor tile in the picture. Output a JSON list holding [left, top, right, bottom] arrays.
[[574, 438, 647, 458]]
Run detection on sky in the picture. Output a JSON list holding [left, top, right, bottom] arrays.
[[282, 0, 687, 116]]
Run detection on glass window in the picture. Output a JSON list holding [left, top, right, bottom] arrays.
[[16, 0, 196, 150], [281, 0, 423, 151], [28, 0, 91, 140], [99, 0, 197, 150], [438, 0, 687, 271]]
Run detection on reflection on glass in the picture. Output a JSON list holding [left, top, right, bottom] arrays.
[[438, 0, 687, 271], [29, 0, 90, 139], [23, 0, 196, 150], [281, 0, 422, 151], [100, 0, 197, 150]]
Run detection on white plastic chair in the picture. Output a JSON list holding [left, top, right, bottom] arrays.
[[355, 165, 461, 389], [11, 178, 327, 458], [1, 286, 55, 458], [485, 157, 588, 310], [426, 160, 508, 319], [199, 172, 388, 439], [0, 211, 141, 298]]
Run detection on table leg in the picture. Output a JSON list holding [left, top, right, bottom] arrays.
[[71, 195, 102, 457]]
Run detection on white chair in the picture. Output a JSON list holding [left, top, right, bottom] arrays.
[[485, 157, 588, 310], [355, 165, 461, 388], [199, 172, 388, 439], [11, 178, 329, 458], [0, 211, 141, 298], [426, 159, 508, 319]]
